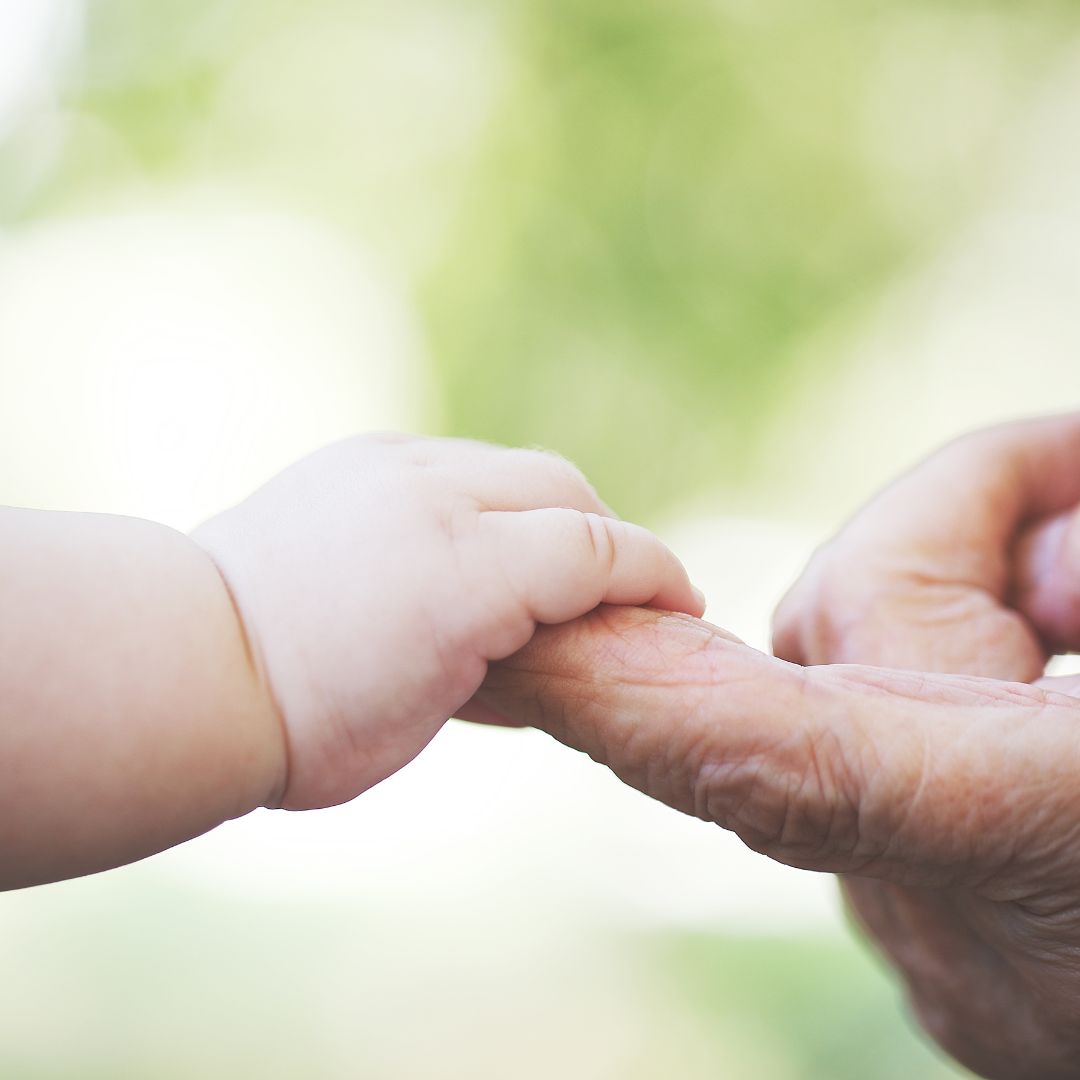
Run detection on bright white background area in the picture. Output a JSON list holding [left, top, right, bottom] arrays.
[[0, 1, 79, 142]]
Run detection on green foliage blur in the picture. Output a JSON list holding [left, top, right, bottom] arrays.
[[7, 0, 1079, 520]]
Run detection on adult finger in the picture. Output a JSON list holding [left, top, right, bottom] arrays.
[[477, 510, 704, 645], [1013, 507, 1080, 654], [481, 606, 1080, 895], [868, 412, 1080, 549], [774, 413, 1080, 678]]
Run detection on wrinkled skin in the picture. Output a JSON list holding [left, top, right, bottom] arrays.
[[772, 414, 1080, 1079], [479, 415, 1080, 1080]]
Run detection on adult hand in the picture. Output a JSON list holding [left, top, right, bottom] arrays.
[[771, 412, 1080, 1078], [772, 413, 1080, 680], [478, 415, 1080, 1080]]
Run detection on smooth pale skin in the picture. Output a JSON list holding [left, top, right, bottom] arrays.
[[478, 414, 1080, 1080], [0, 434, 704, 890]]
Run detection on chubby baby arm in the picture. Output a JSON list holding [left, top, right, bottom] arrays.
[[0, 508, 283, 890], [1, 435, 701, 888]]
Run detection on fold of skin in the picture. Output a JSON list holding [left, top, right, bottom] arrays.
[[481, 414, 1080, 1080]]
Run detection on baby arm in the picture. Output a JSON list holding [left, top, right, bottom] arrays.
[[0, 508, 282, 890], [1, 435, 702, 889]]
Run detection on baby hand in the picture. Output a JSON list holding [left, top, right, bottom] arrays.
[[192, 434, 703, 810]]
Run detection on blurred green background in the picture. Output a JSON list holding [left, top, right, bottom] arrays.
[[8, 0, 1080, 521], [7, 0, 1080, 1076]]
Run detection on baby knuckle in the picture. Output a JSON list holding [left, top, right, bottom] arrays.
[[512, 445, 587, 492], [360, 430, 416, 449], [579, 512, 617, 573], [540, 448, 590, 488]]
